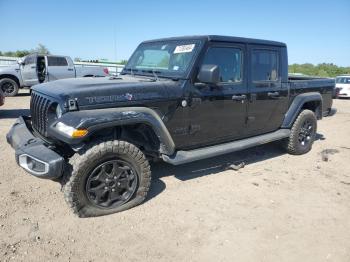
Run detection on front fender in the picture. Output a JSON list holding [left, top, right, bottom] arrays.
[[281, 92, 323, 128], [0, 66, 23, 86], [48, 107, 176, 155]]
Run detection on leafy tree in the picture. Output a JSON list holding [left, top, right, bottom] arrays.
[[119, 59, 128, 65], [15, 50, 31, 57], [31, 43, 50, 55], [289, 63, 350, 77], [0, 44, 50, 57]]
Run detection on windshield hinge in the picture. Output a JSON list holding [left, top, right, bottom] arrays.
[[68, 99, 78, 111]]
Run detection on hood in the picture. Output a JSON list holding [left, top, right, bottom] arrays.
[[32, 75, 183, 109]]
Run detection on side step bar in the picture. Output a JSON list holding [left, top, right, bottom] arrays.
[[162, 129, 291, 165]]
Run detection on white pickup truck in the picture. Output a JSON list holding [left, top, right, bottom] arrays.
[[0, 54, 109, 96]]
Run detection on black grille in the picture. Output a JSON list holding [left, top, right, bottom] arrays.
[[30, 92, 52, 136]]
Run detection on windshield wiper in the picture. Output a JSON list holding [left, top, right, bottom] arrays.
[[123, 67, 139, 77], [141, 69, 161, 81]]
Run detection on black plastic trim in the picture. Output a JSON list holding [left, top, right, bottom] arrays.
[[6, 116, 64, 179], [281, 92, 323, 128], [162, 129, 290, 165], [49, 107, 176, 155]]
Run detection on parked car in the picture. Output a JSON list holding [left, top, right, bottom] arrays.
[[7, 35, 335, 217], [335, 75, 350, 98], [0, 88, 4, 106], [0, 54, 109, 96]]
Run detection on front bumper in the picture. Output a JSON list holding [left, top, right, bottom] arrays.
[[6, 116, 64, 179]]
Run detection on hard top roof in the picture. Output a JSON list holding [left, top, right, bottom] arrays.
[[142, 35, 286, 47]]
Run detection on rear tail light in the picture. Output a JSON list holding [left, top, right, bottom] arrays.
[[103, 68, 109, 75]]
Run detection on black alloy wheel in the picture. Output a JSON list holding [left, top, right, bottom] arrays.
[[0, 78, 19, 97], [298, 119, 315, 147], [86, 159, 138, 209]]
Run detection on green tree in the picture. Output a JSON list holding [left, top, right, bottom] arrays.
[[289, 63, 350, 77], [15, 50, 31, 57], [119, 59, 128, 65], [31, 43, 50, 55], [0, 44, 50, 57]]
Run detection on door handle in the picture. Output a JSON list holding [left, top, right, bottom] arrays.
[[31, 66, 36, 69], [68, 68, 74, 71], [232, 94, 247, 101], [267, 91, 280, 97]]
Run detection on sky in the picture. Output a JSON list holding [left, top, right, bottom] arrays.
[[0, 0, 349, 66]]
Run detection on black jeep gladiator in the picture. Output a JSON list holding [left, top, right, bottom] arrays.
[[7, 35, 335, 217]]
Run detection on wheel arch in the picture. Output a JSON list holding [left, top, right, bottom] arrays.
[[0, 74, 21, 88], [50, 107, 176, 156], [281, 92, 323, 128]]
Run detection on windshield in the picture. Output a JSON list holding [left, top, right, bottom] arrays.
[[122, 40, 203, 78], [336, 77, 350, 83]]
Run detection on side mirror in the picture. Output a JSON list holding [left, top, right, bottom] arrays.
[[17, 59, 24, 65], [197, 64, 220, 85]]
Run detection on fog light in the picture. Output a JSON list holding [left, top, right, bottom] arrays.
[[19, 155, 49, 175]]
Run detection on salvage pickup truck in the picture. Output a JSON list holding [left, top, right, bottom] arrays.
[[7, 35, 335, 217], [0, 54, 109, 96]]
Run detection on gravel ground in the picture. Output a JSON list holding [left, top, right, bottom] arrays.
[[0, 91, 350, 262]]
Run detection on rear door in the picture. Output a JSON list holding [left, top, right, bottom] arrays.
[[47, 56, 75, 81], [21, 54, 39, 86], [246, 46, 288, 136]]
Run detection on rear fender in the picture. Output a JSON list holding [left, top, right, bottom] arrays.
[[281, 92, 322, 128]]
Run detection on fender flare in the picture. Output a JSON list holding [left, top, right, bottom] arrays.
[[281, 92, 323, 128], [49, 107, 176, 155]]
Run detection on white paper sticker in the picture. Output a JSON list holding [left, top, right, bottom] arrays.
[[173, 66, 179, 71], [174, 44, 195, 54]]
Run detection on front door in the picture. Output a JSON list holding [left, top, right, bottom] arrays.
[[186, 44, 248, 148], [21, 54, 39, 86], [246, 46, 289, 136]]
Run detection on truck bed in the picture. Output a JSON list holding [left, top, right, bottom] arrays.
[[288, 75, 334, 116]]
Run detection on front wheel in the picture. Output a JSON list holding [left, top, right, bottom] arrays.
[[284, 109, 317, 155], [0, 78, 19, 97], [62, 140, 151, 217]]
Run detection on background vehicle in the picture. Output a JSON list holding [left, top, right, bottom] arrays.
[[7, 35, 335, 217], [0, 54, 109, 96], [0, 88, 4, 106], [335, 75, 350, 98]]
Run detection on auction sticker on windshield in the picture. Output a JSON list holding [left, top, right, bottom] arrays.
[[174, 44, 195, 54]]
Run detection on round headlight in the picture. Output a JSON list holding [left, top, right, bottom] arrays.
[[56, 104, 63, 118]]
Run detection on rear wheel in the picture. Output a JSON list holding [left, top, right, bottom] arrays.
[[0, 78, 19, 97], [62, 140, 151, 217], [284, 109, 317, 155]]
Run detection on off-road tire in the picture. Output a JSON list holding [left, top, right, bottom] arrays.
[[284, 109, 317, 155], [62, 140, 151, 217], [0, 78, 19, 97]]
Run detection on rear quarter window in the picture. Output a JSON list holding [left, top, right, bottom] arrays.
[[48, 57, 68, 66]]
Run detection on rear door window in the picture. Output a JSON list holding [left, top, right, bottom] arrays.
[[48, 57, 68, 66], [252, 49, 279, 81]]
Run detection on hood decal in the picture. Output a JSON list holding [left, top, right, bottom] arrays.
[[85, 93, 134, 104]]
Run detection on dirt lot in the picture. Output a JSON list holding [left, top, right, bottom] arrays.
[[0, 91, 349, 262]]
